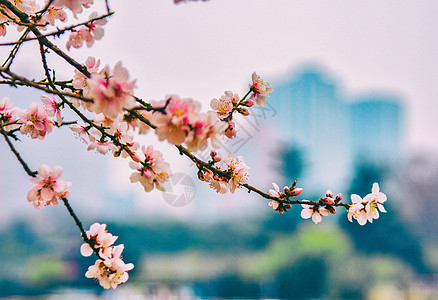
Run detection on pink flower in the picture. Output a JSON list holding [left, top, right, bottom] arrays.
[[224, 121, 236, 139], [80, 223, 134, 289], [363, 182, 387, 213], [40, 6, 67, 27], [85, 254, 134, 289], [87, 139, 118, 155], [300, 203, 329, 224], [129, 145, 171, 192], [80, 223, 118, 257], [69, 120, 95, 143], [0, 98, 19, 131], [27, 164, 71, 209], [53, 0, 93, 18], [87, 62, 136, 118], [249, 72, 273, 106], [347, 198, 367, 225], [152, 96, 225, 150], [224, 155, 249, 193], [41, 94, 62, 124], [348, 183, 387, 225], [19, 102, 54, 140], [72, 56, 101, 100], [108, 120, 139, 159], [66, 12, 106, 49], [268, 183, 281, 209], [152, 96, 197, 145], [185, 111, 225, 151], [210, 91, 237, 120]]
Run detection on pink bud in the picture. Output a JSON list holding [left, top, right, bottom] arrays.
[[326, 190, 333, 198], [131, 153, 142, 163], [290, 187, 303, 196]]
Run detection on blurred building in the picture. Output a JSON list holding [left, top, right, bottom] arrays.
[[271, 66, 403, 192], [351, 96, 403, 165]]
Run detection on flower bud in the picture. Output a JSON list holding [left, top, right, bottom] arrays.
[[327, 206, 336, 214], [324, 197, 334, 205], [237, 107, 250, 116], [326, 190, 333, 198], [131, 152, 142, 163], [290, 187, 303, 197], [241, 99, 255, 107]]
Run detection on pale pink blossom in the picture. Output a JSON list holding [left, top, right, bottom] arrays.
[[210, 91, 237, 120], [347, 199, 367, 225], [69, 120, 95, 143], [0, 97, 14, 113], [0, 97, 19, 131], [268, 183, 281, 209], [72, 56, 101, 100], [224, 155, 249, 193], [210, 177, 228, 194], [249, 72, 273, 106], [300, 203, 330, 224], [11, 0, 38, 14], [108, 120, 139, 159], [41, 94, 62, 124], [66, 12, 106, 49], [224, 121, 236, 139], [87, 62, 136, 118], [40, 6, 67, 27], [129, 145, 171, 192], [151, 96, 224, 150], [184, 111, 225, 151], [87, 139, 118, 155], [53, 0, 93, 18], [152, 96, 198, 145], [85, 254, 134, 289], [364, 183, 387, 212], [348, 183, 387, 225], [19, 102, 54, 140], [27, 164, 71, 209], [80, 223, 118, 257]]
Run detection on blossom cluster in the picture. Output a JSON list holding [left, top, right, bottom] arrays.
[[0, 0, 104, 50], [27, 164, 71, 209], [300, 190, 341, 224], [0, 96, 62, 140], [72, 58, 136, 118], [347, 182, 387, 225], [66, 12, 106, 50], [198, 151, 250, 194], [209, 72, 273, 140], [150, 95, 225, 151], [268, 181, 303, 214], [0, 0, 68, 36], [129, 145, 172, 192], [80, 223, 134, 289]]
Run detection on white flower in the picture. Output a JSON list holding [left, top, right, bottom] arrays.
[[300, 203, 329, 224]]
